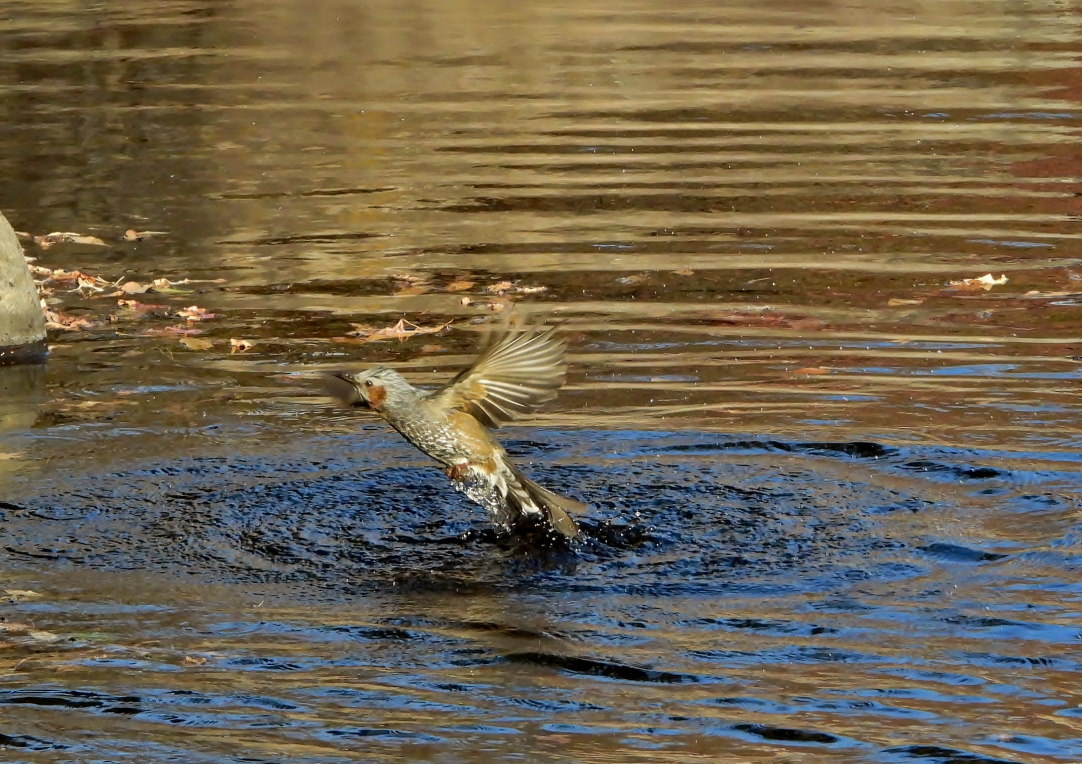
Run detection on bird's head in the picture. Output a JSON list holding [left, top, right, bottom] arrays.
[[322, 366, 415, 412]]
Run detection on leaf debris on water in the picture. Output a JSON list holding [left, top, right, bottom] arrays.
[[26, 239, 229, 337], [175, 305, 218, 322], [180, 337, 214, 351], [117, 299, 169, 315], [0, 621, 62, 644], [344, 318, 451, 343], [946, 273, 1009, 291], [32, 232, 108, 249], [4, 589, 43, 600], [42, 303, 98, 331], [123, 229, 168, 241], [118, 281, 152, 294], [484, 280, 548, 295], [459, 297, 508, 312]]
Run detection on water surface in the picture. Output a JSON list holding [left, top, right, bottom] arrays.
[[1, 1, 1079, 762]]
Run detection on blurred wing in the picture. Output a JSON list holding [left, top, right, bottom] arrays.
[[428, 325, 567, 428]]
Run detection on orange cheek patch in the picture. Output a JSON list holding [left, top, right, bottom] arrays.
[[367, 384, 387, 410]]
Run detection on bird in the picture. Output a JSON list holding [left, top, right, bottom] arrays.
[[322, 322, 585, 540]]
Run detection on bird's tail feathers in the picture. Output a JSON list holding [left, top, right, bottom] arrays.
[[507, 467, 584, 539]]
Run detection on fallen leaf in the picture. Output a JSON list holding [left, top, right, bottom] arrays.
[[3, 589, 42, 600], [43, 307, 97, 331], [617, 274, 648, 286], [123, 229, 167, 241], [33, 232, 108, 249], [0, 620, 62, 644], [37, 268, 109, 289], [143, 325, 205, 336], [119, 281, 151, 294], [229, 338, 255, 353], [1021, 289, 1079, 299], [347, 318, 451, 342], [147, 277, 197, 293], [887, 298, 925, 306], [183, 655, 208, 666], [460, 298, 509, 312], [418, 344, 445, 354], [673, 269, 695, 276], [75, 276, 108, 294], [483, 280, 547, 296], [945, 273, 1009, 292], [445, 279, 475, 292], [176, 305, 217, 322], [27, 629, 62, 643], [117, 299, 169, 314], [180, 337, 214, 351]]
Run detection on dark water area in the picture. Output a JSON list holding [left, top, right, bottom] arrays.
[[1, 0, 1080, 762]]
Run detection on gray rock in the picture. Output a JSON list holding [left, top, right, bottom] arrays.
[[0, 210, 47, 363]]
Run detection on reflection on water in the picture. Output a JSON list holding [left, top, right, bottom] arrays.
[[0, 364, 44, 435], [1, 0, 1080, 762]]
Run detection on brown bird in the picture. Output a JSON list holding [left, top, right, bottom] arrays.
[[323, 323, 584, 539]]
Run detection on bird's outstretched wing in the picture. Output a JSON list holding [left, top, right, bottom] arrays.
[[427, 324, 567, 429]]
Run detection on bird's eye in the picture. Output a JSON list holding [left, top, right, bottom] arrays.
[[364, 379, 374, 388]]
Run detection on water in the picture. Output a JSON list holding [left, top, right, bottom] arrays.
[[1, 0, 1080, 761]]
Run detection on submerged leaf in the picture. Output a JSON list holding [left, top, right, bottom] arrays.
[[180, 337, 214, 351]]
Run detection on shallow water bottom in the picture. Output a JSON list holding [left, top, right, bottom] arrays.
[[1, 428, 1078, 763]]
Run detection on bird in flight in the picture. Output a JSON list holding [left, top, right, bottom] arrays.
[[323, 322, 584, 540]]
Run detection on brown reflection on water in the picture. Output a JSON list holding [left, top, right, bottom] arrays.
[[4, 0, 1075, 450]]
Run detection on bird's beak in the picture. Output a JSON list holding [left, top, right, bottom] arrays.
[[321, 372, 370, 408]]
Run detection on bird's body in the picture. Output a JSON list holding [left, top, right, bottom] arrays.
[[324, 324, 584, 539]]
